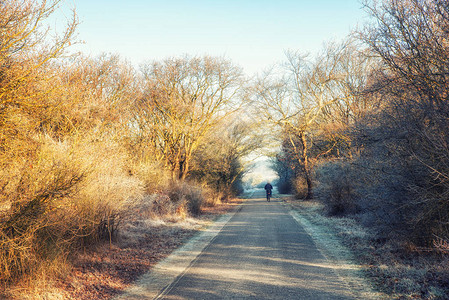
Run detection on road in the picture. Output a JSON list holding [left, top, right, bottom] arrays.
[[155, 189, 359, 299]]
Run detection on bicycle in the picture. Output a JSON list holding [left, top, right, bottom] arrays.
[[266, 190, 272, 202]]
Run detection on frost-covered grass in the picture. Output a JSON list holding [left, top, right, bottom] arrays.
[[284, 197, 449, 300], [286, 199, 383, 299]]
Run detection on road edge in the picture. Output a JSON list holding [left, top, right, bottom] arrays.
[[284, 199, 385, 300], [114, 200, 244, 300]]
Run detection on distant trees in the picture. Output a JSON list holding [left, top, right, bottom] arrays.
[[191, 120, 262, 199]]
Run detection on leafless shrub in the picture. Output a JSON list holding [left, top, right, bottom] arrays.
[[0, 137, 84, 284], [293, 176, 309, 200], [315, 161, 359, 216], [129, 160, 171, 194], [167, 181, 205, 216], [129, 194, 185, 220], [434, 236, 449, 254], [202, 189, 224, 207], [125, 181, 207, 222], [0, 134, 144, 285]]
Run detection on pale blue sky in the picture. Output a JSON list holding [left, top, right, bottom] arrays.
[[57, 0, 366, 75]]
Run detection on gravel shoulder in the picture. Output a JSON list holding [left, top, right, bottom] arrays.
[[282, 195, 387, 299]]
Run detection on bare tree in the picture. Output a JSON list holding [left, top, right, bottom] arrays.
[[0, 0, 77, 109], [0, 0, 77, 166], [136, 55, 245, 180], [56, 54, 140, 136], [191, 119, 263, 198]]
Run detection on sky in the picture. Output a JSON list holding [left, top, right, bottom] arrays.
[[55, 0, 368, 76]]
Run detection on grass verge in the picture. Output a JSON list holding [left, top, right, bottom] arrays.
[[283, 196, 449, 300]]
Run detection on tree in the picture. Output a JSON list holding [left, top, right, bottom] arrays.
[[0, 0, 82, 285], [191, 120, 263, 198], [0, 0, 77, 109], [0, 0, 77, 164], [136, 55, 245, 180], [26, 53, 140, 144]]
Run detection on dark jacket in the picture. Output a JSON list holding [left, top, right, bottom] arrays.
[[264, 183, 273, 192]]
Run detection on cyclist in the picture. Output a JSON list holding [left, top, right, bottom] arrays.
[[264, 181, 273, 202]]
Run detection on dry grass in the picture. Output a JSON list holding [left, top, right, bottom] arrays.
[[202, 189, 224, 207]]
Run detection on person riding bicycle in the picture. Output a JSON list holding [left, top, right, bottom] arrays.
[[264, 182, 273, 202]]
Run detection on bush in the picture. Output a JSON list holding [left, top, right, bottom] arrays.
[[124, 180, 215, 225], [127, 194, 186, 221], [293, 177, 309, 199], [315, 161, 359, 216], [128, 159, 171, 194], [0, 134, 143, 285], [72, 136, 143, 244], [202, 188, 224, 207], [277, 179, 293, 194], [166, 181, 205, 216]]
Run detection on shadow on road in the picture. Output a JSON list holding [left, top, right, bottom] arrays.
[[157, 190, 358, 299]]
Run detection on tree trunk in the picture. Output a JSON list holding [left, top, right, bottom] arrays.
[[179, 157, 189, 180], [300, 133, 313, 199]]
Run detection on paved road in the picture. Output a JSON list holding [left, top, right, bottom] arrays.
[[156, 189, 358, 299]]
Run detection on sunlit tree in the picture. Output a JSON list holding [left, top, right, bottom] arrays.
[[137, 55, 245, 180]]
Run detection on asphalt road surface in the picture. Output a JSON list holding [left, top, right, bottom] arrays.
[[156, 189, 359, 299]]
